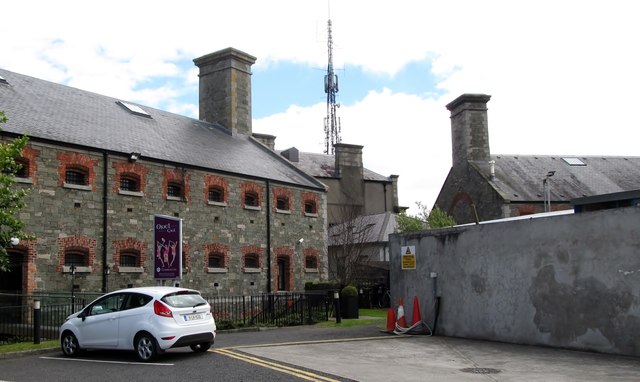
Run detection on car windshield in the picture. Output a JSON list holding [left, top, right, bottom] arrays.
[[161, 291, 208, 308]]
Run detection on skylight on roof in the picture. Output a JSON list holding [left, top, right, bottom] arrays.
[[562, 157, 586, 166], [117, 101, 151, 118], [0, 75, 7, 84]]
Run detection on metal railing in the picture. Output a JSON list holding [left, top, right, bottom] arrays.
[[0, 291, 332, 344]]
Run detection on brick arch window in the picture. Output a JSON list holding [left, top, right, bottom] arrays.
[[163, 168, 190, 202], [302, 192, 320, 216], [58, 236, 96, 272], [208, 252, 224, 268], [204, 243, 229, 272], [244, 253, 260, 269], [119, 250, 140, 267], [14, 158, 29, 178], [204, 175, 229, 205], [65, 165, 89, 185], [120, 173, 141, 192], [273, 187, 293, 212], [113, 162, 148, 195], [241, 182, 262, 209], [303, 248, 320, 272], [241, 245, 262, 272], [113, 238, 147, 272], [65, 249, 88, 266], [57, 152, 98, 191]]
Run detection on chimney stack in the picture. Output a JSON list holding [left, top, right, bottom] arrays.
[[446, 94, 491, 167], [193, 48, 256, 136]]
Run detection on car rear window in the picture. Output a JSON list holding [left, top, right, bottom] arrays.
[[161, 291, 208, 308]]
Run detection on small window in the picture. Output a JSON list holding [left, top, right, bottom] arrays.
[[167, 182, 183, 198], [208, 186, 224, 203], [208, 252, 225, 268], [65, 250, 87, 266], [304, 200, 317, 214], [117, 101, 151, 118], [245, 191, 259, 207], [305, 256, 318, 269], [120, 174, 140, 192], [276, 196, 290, 211], [120, 251, 139, 267], [244, 253, 259, 269], [15, 158, 29, 178], [65, 167, 88, 185]]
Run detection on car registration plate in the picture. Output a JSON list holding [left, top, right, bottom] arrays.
[[184, 313, 203, 321]]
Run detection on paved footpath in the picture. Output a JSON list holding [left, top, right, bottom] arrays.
[[235, 329, 640, 382]]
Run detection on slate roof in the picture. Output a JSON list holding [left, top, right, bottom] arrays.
[[278, 149, 390, 181], [328, 212, 397, 246], [0, 69, 324, 190], [485, 154, 640, 202]]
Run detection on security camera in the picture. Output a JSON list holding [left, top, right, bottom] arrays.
[[10, 237, 19, 246], [298, 238, 304, 244]]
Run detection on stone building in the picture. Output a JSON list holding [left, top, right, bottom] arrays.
[[0, 47, 328, 296], [435, 93, 640, 225]]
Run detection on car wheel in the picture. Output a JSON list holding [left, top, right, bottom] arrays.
[[135, 333, 158, 362], [190, 342, 212, 352], [61, 331, 81, 357]]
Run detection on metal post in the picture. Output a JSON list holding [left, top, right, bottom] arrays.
[[70, 264, 76, 310], [33, 300, 41, 344], [333, 291, 341, 324]]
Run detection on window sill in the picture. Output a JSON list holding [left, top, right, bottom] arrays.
[[118, 190, 144, 197], [243, 268, 261, 273], [207, 201, 227, 207], [305, 268, 319, 273], [304, 212, 319, 218], [63, 265, 92, 273], [118, 266, 143, 273], [63, 183, 92, 191], [166, 196, 185, 202], [276, 209, 291, 215], [244, 205, 261, 211], [16, 177, 33, 184], [207, 267, 228, 274]]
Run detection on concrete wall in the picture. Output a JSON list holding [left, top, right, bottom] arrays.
[[390, 206, 640, 357]]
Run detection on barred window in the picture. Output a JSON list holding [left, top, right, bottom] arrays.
[[65, 167, 88, 185], [305, 255, 318, 269], [120, 251, 139, 267], [304, 200, 317, 214], [244, 253, 259, 269], [15, 158, 29, 178], [120, 174, 140, 192], [167, 182, 183, 198], [276, 196, 290, 211], [65, 250, 87, 266]]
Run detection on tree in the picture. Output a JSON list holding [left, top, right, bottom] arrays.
[[396, 202, 456, 233], [0, 111, 31, 272], [327, 204, 378, 286]]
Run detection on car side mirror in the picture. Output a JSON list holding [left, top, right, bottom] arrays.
[[79, 310, 87, 321]]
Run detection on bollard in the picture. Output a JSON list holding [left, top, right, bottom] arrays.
[[333, 291, 341, 324], [33, 300, 41, 344]]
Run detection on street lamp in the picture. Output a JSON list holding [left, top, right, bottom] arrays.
[[543, 171, 555, 212]]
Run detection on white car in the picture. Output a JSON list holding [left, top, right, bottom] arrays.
[[60, 286, 216, 361]]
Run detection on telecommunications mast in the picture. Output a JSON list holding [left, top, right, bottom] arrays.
[[324, 19, 341, 155]]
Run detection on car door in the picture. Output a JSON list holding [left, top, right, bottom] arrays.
[[77, 293, 125, 348], [116, 293, 152, 349]]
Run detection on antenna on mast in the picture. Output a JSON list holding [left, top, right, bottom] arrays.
[[324, 18, 341, 155]]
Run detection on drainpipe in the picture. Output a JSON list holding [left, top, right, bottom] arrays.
[[266, 180, 272, 293], [102, 152, 108, 293]]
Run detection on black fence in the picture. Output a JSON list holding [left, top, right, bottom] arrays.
[[0, 291, 332, 344]]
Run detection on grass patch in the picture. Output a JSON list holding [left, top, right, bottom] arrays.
[[314, 308, 387, 329], [0, 340, 58, 354]]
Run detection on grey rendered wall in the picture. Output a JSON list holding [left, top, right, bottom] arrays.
[[390, 207, 640, 356]]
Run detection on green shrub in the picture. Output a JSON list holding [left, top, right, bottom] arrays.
[[341, 285, 358, 297]]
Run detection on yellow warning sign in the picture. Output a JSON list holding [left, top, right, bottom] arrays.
[[401, 246, 416, 269]]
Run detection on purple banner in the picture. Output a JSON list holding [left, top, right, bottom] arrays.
[[154, 215, 182, 280]]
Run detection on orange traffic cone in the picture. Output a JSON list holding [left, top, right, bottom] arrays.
[[412, 295, 422, 325], [385, 308, 396, 332], [396, 298, 407, 328]]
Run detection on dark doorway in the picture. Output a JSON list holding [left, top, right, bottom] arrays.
[[277, 257, 290, 291], [0, 250, 25, 306]]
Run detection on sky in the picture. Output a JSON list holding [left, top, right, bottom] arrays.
[[2, 0, 640, 216]]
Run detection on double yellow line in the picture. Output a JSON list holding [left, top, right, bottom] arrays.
[[213, 348, 342, 382]]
